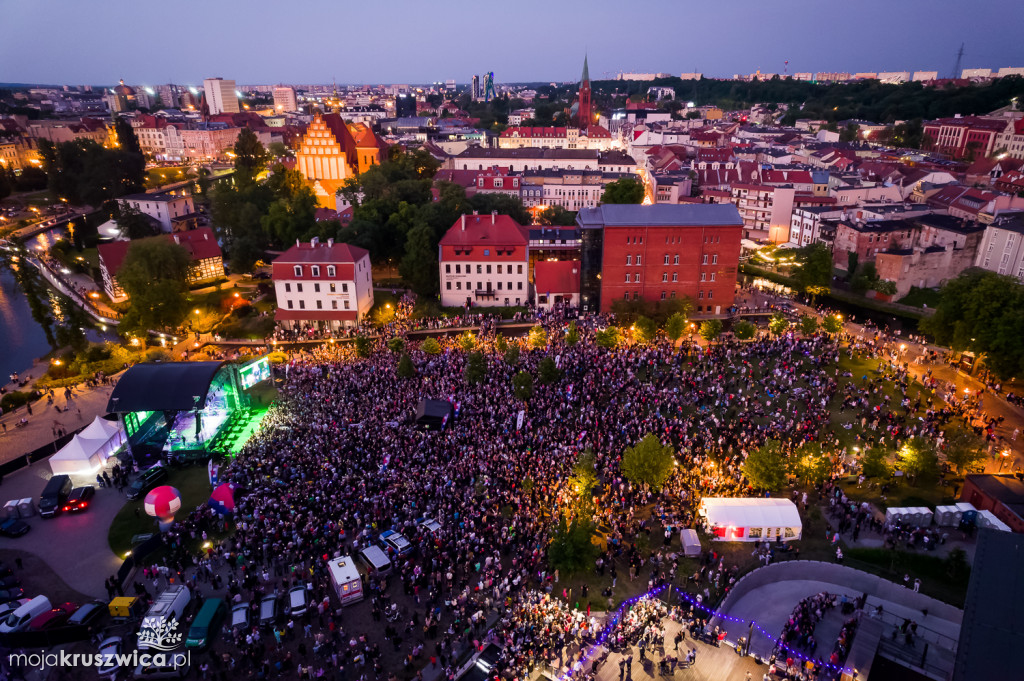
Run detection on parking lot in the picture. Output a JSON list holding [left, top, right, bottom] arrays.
[[0, 465, 123, 600]]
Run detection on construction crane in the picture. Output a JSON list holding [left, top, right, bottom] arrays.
[[951, 43, 965, 80]]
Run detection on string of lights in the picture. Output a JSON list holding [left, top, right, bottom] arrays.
[[554, 583, 854, 681]]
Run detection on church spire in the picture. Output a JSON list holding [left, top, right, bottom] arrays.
[[582, 54, 590, 84]]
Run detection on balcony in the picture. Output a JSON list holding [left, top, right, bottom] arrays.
[[474, 288, 498, 299]]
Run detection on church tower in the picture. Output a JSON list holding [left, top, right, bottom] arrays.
[[577, 55, 592, 130]]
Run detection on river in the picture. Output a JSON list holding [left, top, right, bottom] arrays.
[[0, 226, 114, 381]]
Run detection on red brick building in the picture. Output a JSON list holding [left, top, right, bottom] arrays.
[[922, 116, 1007, 159], [576, 204, 743, 315]]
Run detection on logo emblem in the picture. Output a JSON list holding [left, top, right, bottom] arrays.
[[138, 615, 183, 651]]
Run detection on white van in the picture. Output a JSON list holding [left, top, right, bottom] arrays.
[[138, 585, 190, 650], [358, 545, 392, 575], [0, 595, 51, 633], [326, 556, 363, 606]]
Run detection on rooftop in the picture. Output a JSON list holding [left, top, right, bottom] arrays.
[[273, 239, 369, 264], [577, 203, 744, 228]]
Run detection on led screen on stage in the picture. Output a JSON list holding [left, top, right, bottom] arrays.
[[239, 356, 271, 389]]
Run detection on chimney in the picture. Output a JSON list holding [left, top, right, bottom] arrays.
[[203, 232, 208, 240], [173, 235, 180, 244], [327, 238, 334, 247], [311, 236, 319, 248], [296, 239, 301, 248], [491, 210, 497, 224], [461, 214, 466, 231]]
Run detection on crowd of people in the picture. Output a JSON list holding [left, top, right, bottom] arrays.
[[109, 299, 989, 681]]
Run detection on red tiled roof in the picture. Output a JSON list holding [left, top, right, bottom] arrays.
[[501, 126, 570, 138], [273, 240, 369, 264], [315, 208, 339, 221], [534, 260, 581, 295], [319, 113, 359, 164], [98, 227, 222, 276], [439, 214, 529, 247]]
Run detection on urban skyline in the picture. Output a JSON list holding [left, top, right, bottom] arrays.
[[3, 0, 1024, 85]]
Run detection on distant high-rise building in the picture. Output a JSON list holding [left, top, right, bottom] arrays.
[[273, 86, 297, 113], [395, 93, 416, 118], [472, 75, 480, 100], [445, 79, 456, 90], [203, 77, 239, 115]]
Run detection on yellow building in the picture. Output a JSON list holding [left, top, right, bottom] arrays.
[[296, 113, 386, 207]]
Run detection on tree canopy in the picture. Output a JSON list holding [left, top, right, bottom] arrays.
[[600, 177, 645, 204], [117, 238, 192, 332], [621, 433, 675, 491], [39, 137, 145, 206], [742, 440, 787, 493], [921, 270, 1024, 379]]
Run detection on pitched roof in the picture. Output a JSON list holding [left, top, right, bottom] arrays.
[[577, 203, 743, 227], [439, 214, 529, 247], [319, 113, 358, 162], [97, 227, 221, 275], [273, 240, 368, 264], [534, 260, 581, 294]]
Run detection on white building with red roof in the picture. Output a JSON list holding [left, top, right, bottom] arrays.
[[272, 238, 373, 331], [439, 212, 530, 308], [534, 260, 581, 310], [498, 125, 612, 151], [97, 227, 223, 303]]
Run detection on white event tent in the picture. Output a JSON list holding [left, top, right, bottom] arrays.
[[699, 497, 802, 542], [48, 416, 125, 476]]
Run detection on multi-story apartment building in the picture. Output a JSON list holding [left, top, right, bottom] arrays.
[[449, 148, 637, 174], [975, 212, 1024, 280], [272, 238, 374, 331], [439, 213, 530, 308], [498, 126, 612, 151], [272, 86, 297, 113], [119, 193, 195, 232], [203, 78, 239, 115], [922, 116, 1006, 159], [576, 204, 743, 316]]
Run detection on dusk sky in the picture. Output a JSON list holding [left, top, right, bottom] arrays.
[[4, 0, 1023, 86]]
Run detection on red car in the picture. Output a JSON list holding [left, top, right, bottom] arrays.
[[29, 603, 78, 631], [62, 487, 95, 513]]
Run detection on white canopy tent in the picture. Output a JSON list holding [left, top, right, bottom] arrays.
[[680, 528, 702, 557], [699, 497, 802, 542], [48, 416, 125, 476], [49, 434, 104, 476]]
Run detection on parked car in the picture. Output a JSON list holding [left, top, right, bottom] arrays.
[[0, 564, 14, 578], [126, 467, 168, 500], [288, 585, 307, 617], [64, 486, 95, 512], [38, 474, 73, 518], [0, 519, 30, 538], [379, 530, 414, 556], [0, 596, 51, 633], [230, 603, 249, 632], [0, 588, 26, 601], [0, 599, 29, 622], [258, 595, 279, 629], [97, 637, 123, 678], [29, 602, 78, 631], [0, 577, 20, 589], [68, 600, 106, 628]]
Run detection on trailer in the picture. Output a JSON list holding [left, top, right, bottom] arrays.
[[327, 555, 364, 606]]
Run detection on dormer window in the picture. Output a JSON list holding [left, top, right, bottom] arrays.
[[311, 265, 320, 277], [293, 265, 302, 276], [327, 265, 336, 277]]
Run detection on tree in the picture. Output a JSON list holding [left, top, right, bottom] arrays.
[[527, 325, 548, 350], [821, 314, 843, 335], [860, 447, 890, 479], [565, 320, 579, 346], [420, 337, 441, 355], [664, 312, 687, 348], [115, 203, 160, 240], [54, 294, 90, 355], [633, 316, 657, 344], [846, 251, 859, 279], [233, 128, 272, 185], [504, 344, 521, 366], [621, 433, 675, 491], [117, 238, 191, 332], [399, 222, 439, 298], [794, 242, 833, 293], [567, 452, 599, 508], [851, 262, 879, 294], [943, 427, 987, 474], [799, 315, 819, 336], [113, 116, 143, 157], [9, 254, 55, 348], [699, 319, 723, 343], [600, 177, 645, 204], [495, 335, 509, 353], [921, 270, 1024, 379], [536, 205, 577, 226], [768, 312, 789, 336], [547, 515, 599, 577], [354, 336, 371, 358], [0, 165, 13, 201], [458, 332, 477, 352], [397, 352, 416, 378], [537, 357, 562, 385], [464, 351, 486, 384], [897, 437, 942, 487], [512, 371, 534, 402], [791, 442, 832, 486], [38, 138, 144, 205], [595, 327, 620, 349], [733, 319, 756, 341], [874, 279, 898, 296], [742, 440, 787, 493]]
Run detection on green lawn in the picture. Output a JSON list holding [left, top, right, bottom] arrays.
[[108, 466, 217, 557]]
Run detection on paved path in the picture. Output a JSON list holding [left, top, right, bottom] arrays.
[[0, 375, 119, 465]]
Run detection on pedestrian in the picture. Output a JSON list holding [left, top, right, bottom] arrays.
[[913, 578, 921, 593]]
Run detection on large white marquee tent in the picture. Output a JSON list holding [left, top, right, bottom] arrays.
[[699, 497, 802, 542], [48, 416, 125, 476]]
